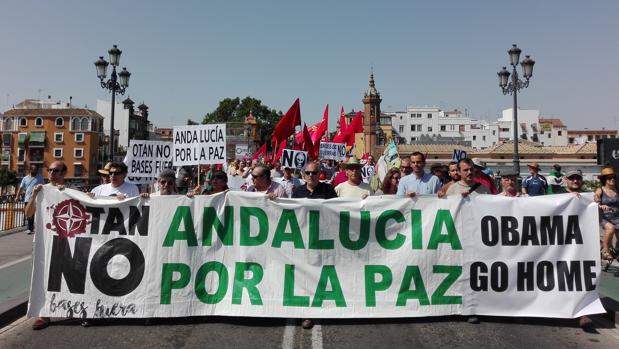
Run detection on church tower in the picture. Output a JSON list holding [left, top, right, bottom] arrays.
[[362, 72, 382, 157]]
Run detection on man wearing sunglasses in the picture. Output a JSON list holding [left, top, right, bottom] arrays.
[[89, 162, 139, 199], [246, 165, 287, 199], [141, 169, 179, 197], [25, 161, 68, 330], [292, 161, 337, 199]]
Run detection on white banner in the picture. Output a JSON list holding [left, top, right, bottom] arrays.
[[173, 124, 227, 166], [281, 149, 308, 169], [28, 190, 605, 319], [126, 140, 173, 178], [319, 142, 347, 161]]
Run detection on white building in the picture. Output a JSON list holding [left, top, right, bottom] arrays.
[[390, 106, 499, 149], [497, 108, 569, 146], [97, 99, 129, 149]]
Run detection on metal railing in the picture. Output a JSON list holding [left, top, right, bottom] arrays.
[[0, 196, 26, 231]]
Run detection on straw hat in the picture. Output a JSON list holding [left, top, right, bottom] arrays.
[[598, 167, 616, 179], [98, 162, 112, 175], [343, 155, 363, 168], [527, 162, 541, 170]]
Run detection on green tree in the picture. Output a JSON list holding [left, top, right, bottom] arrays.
[[202, 97, 283, 143], [0, 167, 18, 194]]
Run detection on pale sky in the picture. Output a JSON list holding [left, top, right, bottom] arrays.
[[1, 0, 617, 131]]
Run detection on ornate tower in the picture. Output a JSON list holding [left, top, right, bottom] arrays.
[[362, 72, 382, 156]]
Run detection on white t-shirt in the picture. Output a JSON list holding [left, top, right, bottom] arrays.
[[335, 181, 371, 199], [90, 181, 140, 198]]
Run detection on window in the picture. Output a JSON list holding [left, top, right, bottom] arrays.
[[417, 113, 422, 118], [81, 118, 89, 131], [417, 124, 422, 131], [410, 114, 415, 118], [427, 113, 432, 118], [411, 125, 415, 131], [53, 148, 63, 158], [35, 117, 43, 127], [74, 165, 83, 177], [548, 133, 551, 138], [473, 136, 477, 140], [482, 136, 486, 141], [71, 118, 80, 130], [427, 126, 432, 132], [19, 118, 27, 127], [558, 130, 562, 136], [492, 130, 496, 135], [399, 125, 404, 133], [54, 132, 63, 143], [74, 148, 84, 158], [55, 117, 64, 127], [17, 148, 25, 162], [3, 118, 13, 131], [410, 137, 417, 142], [75, 133, 84, 143], [440, 125, 446, 131]]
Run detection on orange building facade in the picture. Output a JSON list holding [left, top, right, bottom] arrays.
[[1, 107, 104, 188]]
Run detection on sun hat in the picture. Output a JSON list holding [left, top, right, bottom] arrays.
[[598, 167, 616, 179], [344, 155, 363, 168], [97, 162, 112, 175]]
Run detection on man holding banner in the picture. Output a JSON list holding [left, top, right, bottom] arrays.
[[246, 165, 287, 199], [25, 161, 68, 330], [397, 152, 441, 197], [89, 162, 139, 199]]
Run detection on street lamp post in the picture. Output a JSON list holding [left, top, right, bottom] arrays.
[[95, 45, 131, 161], [498, 44, 535, 174]]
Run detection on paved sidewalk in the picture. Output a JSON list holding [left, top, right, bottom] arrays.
[[0, 228, 32, 317]]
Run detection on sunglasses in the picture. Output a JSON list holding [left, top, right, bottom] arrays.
[[159, 180, 175, 185], [109, 171, 124, 176], [48, 168, 62, 173], [567, 176, 582, 181], [304, 171, 319, 175]]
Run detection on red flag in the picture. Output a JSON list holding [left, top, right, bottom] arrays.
[[333, 111, 363, 146], [272, 98, 301, 143], [301, 124, 315, 160], [251, 143, 266, 160], [312, 104, 329, 142], [335, 106, 346, 137]]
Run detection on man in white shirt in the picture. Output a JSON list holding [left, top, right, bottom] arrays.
[[89, 162, 139, 199], [335, 156, 371, 199]]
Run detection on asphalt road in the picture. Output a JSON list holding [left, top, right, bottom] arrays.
[[1, 314, 619, 349]]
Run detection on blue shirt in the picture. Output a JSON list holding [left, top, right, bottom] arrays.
[[396, 171, 441, 196], [522, 175, 547, 196], [19, 174, 44, 202]]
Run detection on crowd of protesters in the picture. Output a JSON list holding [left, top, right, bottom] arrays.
[[21, 152, 619, 331]]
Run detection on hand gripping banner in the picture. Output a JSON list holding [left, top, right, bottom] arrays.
[[28, 187, 605, 319]]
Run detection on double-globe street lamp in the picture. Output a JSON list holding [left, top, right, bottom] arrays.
[[497, 44, 535, 174], [94, 45, 131, 160]]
